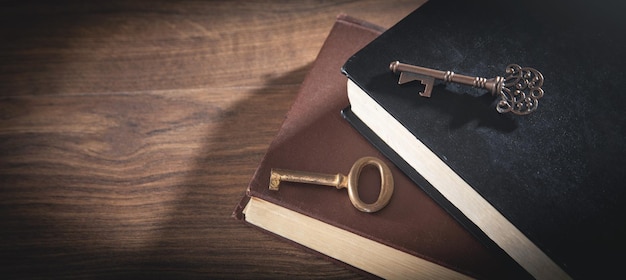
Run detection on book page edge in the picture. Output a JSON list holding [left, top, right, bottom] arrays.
[[243, 196, 472, 280]]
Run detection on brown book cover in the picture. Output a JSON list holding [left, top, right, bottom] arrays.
[[233, 15, 525, 279]]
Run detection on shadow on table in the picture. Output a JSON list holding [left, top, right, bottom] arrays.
[[140, 64, 362, 278]]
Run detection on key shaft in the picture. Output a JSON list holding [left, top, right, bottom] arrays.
[[390, 61, 503, 96], [269, 169, 347, 190]]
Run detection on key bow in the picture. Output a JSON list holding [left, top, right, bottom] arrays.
[[497, 64, 544, 115]]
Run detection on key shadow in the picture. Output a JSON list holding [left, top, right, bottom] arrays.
[[368, 73, 518, 132]]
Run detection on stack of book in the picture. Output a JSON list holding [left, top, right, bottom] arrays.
[[235, 1, 625, 279]]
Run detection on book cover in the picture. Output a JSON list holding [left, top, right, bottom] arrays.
[[341, 0, 626, 279], [233, 14, 527, 279]]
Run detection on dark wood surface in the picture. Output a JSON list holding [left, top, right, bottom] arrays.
[[0, 1, 424, 278]]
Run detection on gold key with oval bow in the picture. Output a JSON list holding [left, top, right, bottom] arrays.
[[269, 156, 394, 213]]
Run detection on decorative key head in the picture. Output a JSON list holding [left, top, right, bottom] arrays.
[[496, 64, 545, 115]]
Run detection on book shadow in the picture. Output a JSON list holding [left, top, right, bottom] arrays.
[[140, 63, 365, 277]]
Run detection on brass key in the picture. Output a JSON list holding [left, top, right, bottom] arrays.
[[390, 61, 544, 115], [269, 156, 394, 213]]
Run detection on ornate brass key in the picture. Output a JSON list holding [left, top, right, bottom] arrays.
[[269, 157, 394, 213], [390, 61, 544, 115]]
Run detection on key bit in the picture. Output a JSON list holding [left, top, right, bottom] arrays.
[[398, 71, 436, 97], [269, 157, 394, 213], [390, 61, 544, 115]]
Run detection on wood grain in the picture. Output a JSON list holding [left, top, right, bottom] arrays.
[[0, 0, 424, 278]]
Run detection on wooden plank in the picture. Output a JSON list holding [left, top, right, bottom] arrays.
[[0, 0, 424, 278], [0, 0, 419, 96]]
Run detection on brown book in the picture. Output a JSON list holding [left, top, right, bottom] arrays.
[[233, 15, 525, 279]]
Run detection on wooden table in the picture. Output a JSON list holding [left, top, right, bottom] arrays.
[[0, 1, 424, 278]]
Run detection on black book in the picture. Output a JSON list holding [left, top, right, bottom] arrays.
[[341, 0, 626, 279]]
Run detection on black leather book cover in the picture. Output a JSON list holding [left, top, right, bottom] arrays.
[[342, 0, 626, 278]]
